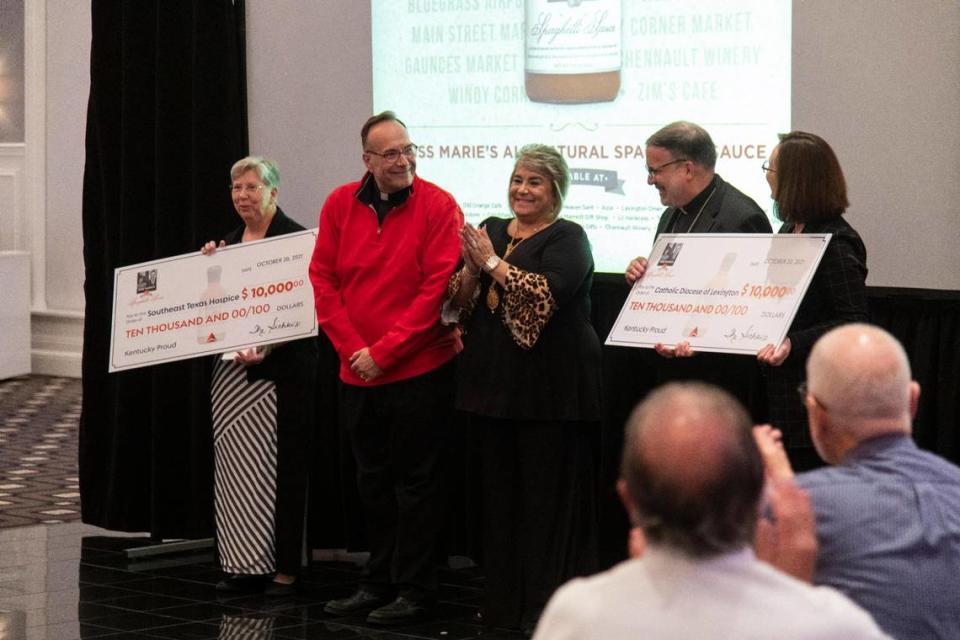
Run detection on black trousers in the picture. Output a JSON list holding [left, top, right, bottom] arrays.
[[273, 367, 316, 576], [476, 416, 599, 631], [339, 361, 454, 598]]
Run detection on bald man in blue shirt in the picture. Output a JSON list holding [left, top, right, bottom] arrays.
[[755, 323, 960, 640]]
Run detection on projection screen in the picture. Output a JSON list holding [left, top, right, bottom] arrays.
[[371, 0, 791, 273]]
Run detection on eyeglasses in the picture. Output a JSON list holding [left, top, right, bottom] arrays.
[[761, 162, 776, 173], [230, 184, 265, 195], [365, 143, 418, 163], [646, 158, 688, 177]]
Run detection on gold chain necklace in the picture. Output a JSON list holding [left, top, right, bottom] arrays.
[[485, 219, 551, 313]]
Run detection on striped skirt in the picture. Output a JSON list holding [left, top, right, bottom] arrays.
[[219, 614, 275, 638], [211, 358, 278, 575]]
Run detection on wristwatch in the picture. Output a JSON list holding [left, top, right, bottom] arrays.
[[483, 254, 501, 272]]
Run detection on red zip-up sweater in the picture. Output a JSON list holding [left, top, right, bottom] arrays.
[[309, 174, 463, 385]]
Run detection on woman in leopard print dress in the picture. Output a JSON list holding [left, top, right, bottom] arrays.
[[446, 144, 602, 634]]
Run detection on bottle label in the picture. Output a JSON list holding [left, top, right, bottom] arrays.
[[525, 0, 622, 74]]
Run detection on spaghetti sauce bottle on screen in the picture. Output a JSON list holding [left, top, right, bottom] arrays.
[[524, 0, 622, 104]]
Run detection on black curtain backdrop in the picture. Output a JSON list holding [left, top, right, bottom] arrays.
[[80, 1, 248, 538], [867, 288, 960, 461], [304, 278, 960, 568]]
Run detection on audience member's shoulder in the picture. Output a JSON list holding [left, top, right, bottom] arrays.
[[795, 463, 862, 491], [802, 584, 892, 638], [749, 561, 890, 638], [548, 559, 633, 600], [911, 446, 960, 484], [533, 575, 597, 640], [534, 561, 641, 639]]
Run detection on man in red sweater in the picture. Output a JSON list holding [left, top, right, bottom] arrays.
[[310, 111, 463, 625]]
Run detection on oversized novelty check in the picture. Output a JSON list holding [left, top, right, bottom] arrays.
[[606, 233, 831, 355], [109, 229, 318, 372]]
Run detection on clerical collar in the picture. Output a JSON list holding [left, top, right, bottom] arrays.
[[356, 173, 412, 207], [679, 174, 719, 216], [355, 173, 412, 224]]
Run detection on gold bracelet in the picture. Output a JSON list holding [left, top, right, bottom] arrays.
[[464, 265, 480, 278]]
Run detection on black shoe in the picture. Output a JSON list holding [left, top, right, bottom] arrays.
[[323, 589, 393, 616], [366, 596, 432, 626], [215, 574, 268, 593], [263, 579, 298, 597]]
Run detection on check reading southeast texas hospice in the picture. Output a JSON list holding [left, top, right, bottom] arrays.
[[109, 229, 318, 372], [606, 233, 830, 355]]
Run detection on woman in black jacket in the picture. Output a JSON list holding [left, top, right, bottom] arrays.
[[758, 132, 868, 471], [202, 156, 317, 595]]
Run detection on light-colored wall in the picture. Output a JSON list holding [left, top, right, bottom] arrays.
[[246, 2, 372, 228], [8, 0, 88, 377], [793, 0, 960, 290], [45, 1, 88, 311], [27, 1, 960, 377]]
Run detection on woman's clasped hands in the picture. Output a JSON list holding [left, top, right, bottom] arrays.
[[460, 223, 494, 267]]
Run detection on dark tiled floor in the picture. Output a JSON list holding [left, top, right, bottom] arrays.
[[0, 522, 523, 640]]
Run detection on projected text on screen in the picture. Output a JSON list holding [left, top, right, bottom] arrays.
[[372, 0, 791, 273]]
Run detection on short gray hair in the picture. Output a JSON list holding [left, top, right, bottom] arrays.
[[230, 156, 280, 190], [808, 324, 913, 427], [621, 383, 763, 558], [646, 121, 717, 170], [513, 144, 570, 218]]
